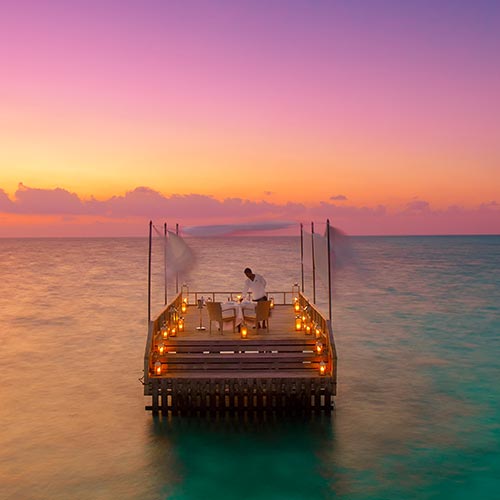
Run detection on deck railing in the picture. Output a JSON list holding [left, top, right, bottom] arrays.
[[144, 289, 337, 383], [295, 292, 337, 378], [182, 290, 295, 306]]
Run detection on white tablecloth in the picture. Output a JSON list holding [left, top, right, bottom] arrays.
[[221, 301, 255, 327]]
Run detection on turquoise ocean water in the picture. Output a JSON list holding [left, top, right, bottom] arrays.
[[0, 235, 499, 499]]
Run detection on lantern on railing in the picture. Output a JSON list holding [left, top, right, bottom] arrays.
[[292, 283, 300, 301], [169, 325, 177, 337], [160, 323, 168, 339], [181, 300, 187, 314], [293, 298, 301, 312], [181, 283, 189, 301], [158, 342, 165, 355], [305, 323, 312, 335], [154, 361, 162, 376], [319, 360, 326, 375], [295, 315, 302, 331], [240, 324, 248, 339], [315, 340, 323, 355], [270, 297, 275, 309], [315, 325, 322, 339], [178, 317, 184, 332]]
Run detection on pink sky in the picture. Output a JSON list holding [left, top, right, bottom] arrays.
[[1, 1, 499, 236]]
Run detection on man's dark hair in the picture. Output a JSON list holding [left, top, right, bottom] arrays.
[[244, 267, 252, 274]]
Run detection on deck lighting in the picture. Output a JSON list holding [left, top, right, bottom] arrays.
[[305, 324, 312, 335], [270, 297, 275, 309], [154, 361, 162, 375], [315, 340, 323, 354], [161, 324, 169, 339], [294, 300, 301, 312], [295, 316, 302, 331], [169, 325, 177, 337], [319, 361, 326, 375], [181, 301, 187, 313], [158, 343, 165, 355], [178, 317, 184, 332], [315, 325, 322, 338], [241, 324, 248, 339]]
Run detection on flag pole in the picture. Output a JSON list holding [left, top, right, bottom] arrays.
[[311, 221, 316, 304], [300, 223, 304, 293], [164, 222, 168, 305], [326, 218, 332, 322], [148, 220, 152, 324]]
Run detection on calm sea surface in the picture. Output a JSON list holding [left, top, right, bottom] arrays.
[[0, 236, 499, 499]]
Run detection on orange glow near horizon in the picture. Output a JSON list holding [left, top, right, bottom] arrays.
[[1, 2, 499, 236]]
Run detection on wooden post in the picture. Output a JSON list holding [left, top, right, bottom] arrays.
[[326, 219, 332, 322], [300, 223, 304, 293], [148, 220, 152, 324], [175, 223, 179, 294], [164, 223, 168, 305], [311, 222, 316, 304]]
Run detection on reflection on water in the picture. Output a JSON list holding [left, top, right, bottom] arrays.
[[148, 413, 335, 500]]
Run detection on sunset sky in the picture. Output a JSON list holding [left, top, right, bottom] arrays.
[[1, 0, 499, 236]]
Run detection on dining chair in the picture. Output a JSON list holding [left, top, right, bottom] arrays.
[[243, 300, 271, 332], [206, 301, 236, 334]]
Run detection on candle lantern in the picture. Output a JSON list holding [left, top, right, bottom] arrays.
[[178, 317, 184, 332], [294, 301, 301, 312], [181, 301, 187, 313], [240, 324, 248, 339], [305, 324, 312, 335], [161, 324, 169, 339], [158, 342, 165, 355], [319, 360, 326, 375], [181, 283, 189, 302], [154, 361, 162, 376], [292, 282, 300, 301], [295, 316, 302, 331], [169, 325, 177, 337], [270, 297, 275, 309], [315, 340, 323, 354], [315, 325, 322, 338]]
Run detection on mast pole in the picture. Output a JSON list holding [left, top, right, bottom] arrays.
[[300, 223, 304, 293], [175, 223, 179, 294], [148, 220, 152, 324], [164, 222, 167, 305], [311, 221, 316, 304], [326, 218, 332, 322]]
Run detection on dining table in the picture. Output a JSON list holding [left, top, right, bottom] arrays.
[[220, 300, 255, 327]]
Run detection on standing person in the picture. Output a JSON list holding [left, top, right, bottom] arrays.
[[241, 267, 268, 328]]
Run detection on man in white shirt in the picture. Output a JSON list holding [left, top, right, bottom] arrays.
[[242, 267, 267, 301], [241, 267, 268, 328]]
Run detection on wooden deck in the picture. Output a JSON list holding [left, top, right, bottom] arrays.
[[143, 292, 337, 413]]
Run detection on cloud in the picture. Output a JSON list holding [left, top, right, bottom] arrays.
[[329, 194, 347, 201], [0, 183, 499, 236], [0, 189, 14, 211], [401, 199, 430, 214], [311, 201, 387, 217], [14, 183, 85, 214]]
